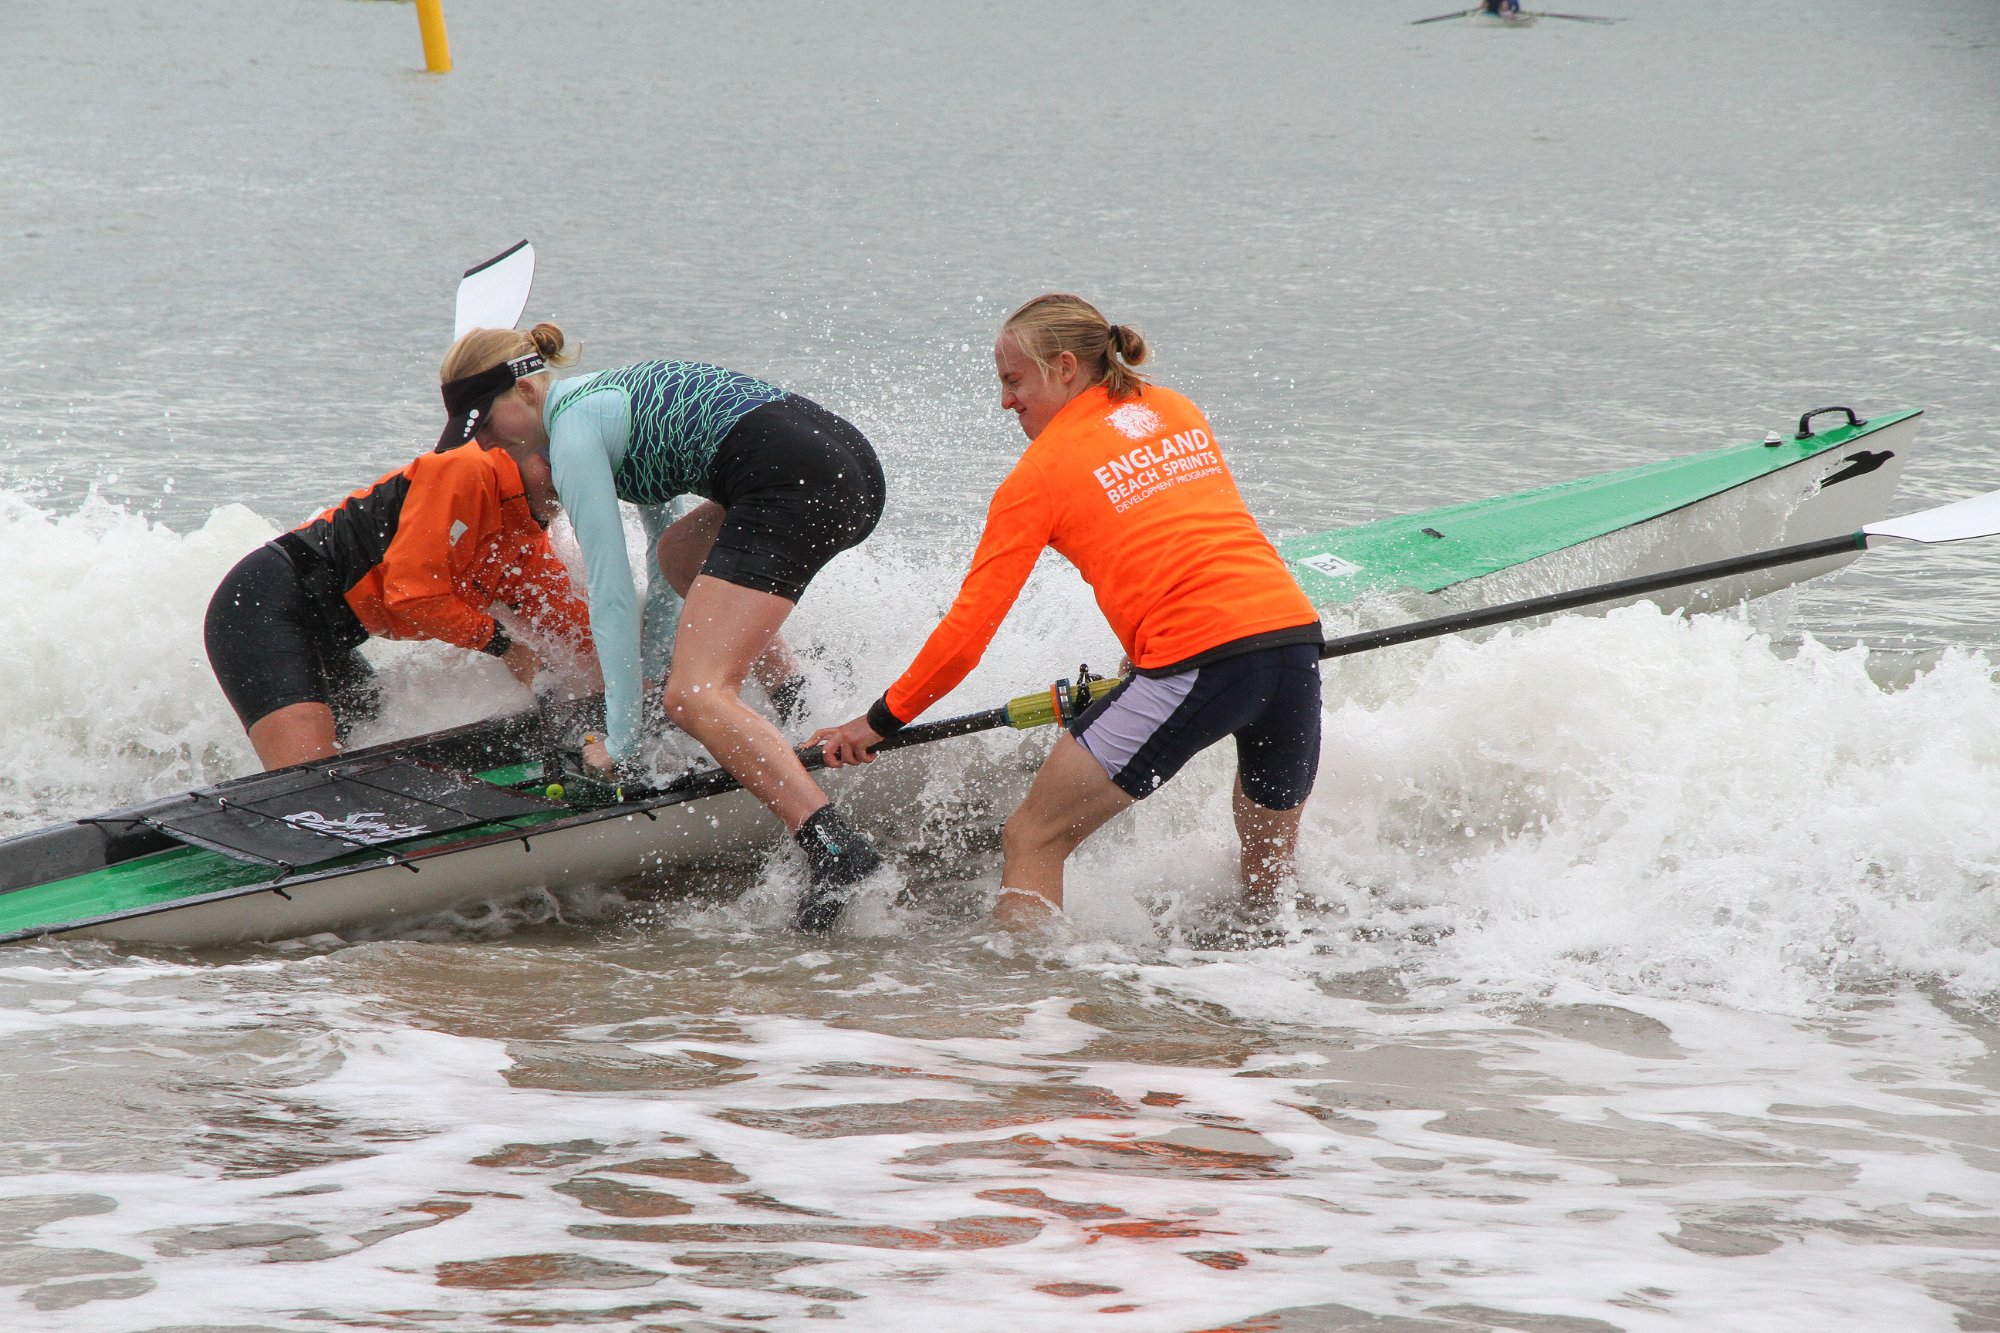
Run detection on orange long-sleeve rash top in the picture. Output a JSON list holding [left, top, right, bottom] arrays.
[[324, 447, 591, 653], [874, 383, 1318, 731]]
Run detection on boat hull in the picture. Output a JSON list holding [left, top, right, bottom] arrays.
[[70, 786, 793, 949], [0, 409, 1926, 949], [19, 744, 1031, 949]]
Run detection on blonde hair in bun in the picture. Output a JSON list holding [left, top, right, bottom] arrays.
[[440, 321, 576, 384], [1001, 293, 1151, 400]]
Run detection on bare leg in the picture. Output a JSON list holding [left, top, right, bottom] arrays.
[[1233, 777, 1304, 914], [656, 503, 803, 697], [246, 702, 339, 771], [653, 501, 725, 593], [993, 733, 1135, 929], [663, 575, 828, 833]]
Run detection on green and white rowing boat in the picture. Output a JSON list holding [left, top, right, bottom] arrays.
[[0, 406, 1926, 949]]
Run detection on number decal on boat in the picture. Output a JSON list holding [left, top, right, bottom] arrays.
[[1296, 552, 1362, 580], [282, 811, 432, 844]]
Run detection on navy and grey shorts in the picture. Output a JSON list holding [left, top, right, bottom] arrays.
[[1069, 643, 1323, 810]]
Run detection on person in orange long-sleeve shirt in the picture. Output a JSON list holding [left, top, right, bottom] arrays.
[[812, 294, 1324, 932], [204, 444, 593, 769]]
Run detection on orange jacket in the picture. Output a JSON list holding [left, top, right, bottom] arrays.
[[878, 383, 1317, 727], [293, 446, 590, 653]]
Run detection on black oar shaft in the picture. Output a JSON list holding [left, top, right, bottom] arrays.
[[615, 704, 1015, 805], [1319, 532, 1863, 661], [874, 705, 1013, 753]]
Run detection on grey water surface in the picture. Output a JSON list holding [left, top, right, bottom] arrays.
[[3, 2, 2000, 1329]]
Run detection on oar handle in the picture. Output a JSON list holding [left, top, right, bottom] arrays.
[[606, 678, 1116, 805], [1318, 531, 1864, 661]]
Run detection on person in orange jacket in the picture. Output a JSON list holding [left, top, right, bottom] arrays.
[[204, 444, 593, 770], [812, 294, 1324, 932]]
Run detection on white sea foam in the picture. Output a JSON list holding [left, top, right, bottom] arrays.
[[11, 522, 1994, 1330], [0, 491, 268, 815]]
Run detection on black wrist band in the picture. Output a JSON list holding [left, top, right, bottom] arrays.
[[866, 696, 906, 737], [481, 625, 513, 658]]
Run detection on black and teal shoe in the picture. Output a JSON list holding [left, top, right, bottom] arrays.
[[792, 805, 883, 933]]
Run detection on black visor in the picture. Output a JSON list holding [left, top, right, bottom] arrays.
[[436, 352, 546, 452]]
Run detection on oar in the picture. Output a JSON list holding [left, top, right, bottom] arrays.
[[582, 487, 2000, 839], [1529, 10, 1621, 22], [453, 239, 536, 338], [1410, 8, 1476, 24]]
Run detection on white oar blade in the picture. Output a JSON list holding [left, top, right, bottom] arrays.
[[1864, 488, 2000, 545], [452, 240, 535, 339]]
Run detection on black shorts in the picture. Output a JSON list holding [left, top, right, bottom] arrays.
[[1070, 643, 1323, 809], [204, 542, 380, 735], [702, 393, 886, 602]]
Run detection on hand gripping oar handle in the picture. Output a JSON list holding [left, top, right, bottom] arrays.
[[823, 668, 1115, 760], [604, 676, 1117, 805]]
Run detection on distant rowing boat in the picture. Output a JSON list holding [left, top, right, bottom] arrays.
[[1411, 7, 1620, 25], [0, 407, 1922, 949]]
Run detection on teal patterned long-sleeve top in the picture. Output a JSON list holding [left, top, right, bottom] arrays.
[[544, 361, 787, 759]]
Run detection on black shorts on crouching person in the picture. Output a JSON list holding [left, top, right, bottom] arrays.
[[204, 538, 381, 738], [701, 393, 887, 602], [1069, 642, 1323, 809]]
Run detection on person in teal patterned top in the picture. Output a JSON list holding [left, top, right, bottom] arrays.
[[541, 359, 787, 725], [436, 322, 889, 929]]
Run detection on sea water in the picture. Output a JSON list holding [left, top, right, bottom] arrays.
[[3, 1, 2000, 1328]]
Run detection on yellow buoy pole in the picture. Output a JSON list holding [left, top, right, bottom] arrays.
[[416, 0, 452, 73]]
